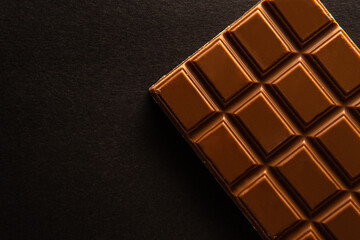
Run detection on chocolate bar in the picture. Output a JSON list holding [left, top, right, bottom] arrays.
[[149, 0, 360, 239]]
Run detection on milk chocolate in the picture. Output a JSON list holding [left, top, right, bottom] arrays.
[[149, 0, 360, 239]]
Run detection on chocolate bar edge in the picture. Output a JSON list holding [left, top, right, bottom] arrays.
[[149, 87, 271, 239]]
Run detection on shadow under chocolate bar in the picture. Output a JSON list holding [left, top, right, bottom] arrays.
[[149, 0, 360, 239]]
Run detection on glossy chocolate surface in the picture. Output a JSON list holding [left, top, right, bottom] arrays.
[[149, 0, 360, 239]]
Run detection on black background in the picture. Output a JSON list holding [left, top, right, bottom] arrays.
[[1, 0, 359, 239]]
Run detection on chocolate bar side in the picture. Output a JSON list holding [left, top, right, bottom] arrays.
[[149, 0, 360, 239]]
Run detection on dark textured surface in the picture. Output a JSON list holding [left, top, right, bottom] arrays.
[[0, 1, 359, 239]]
